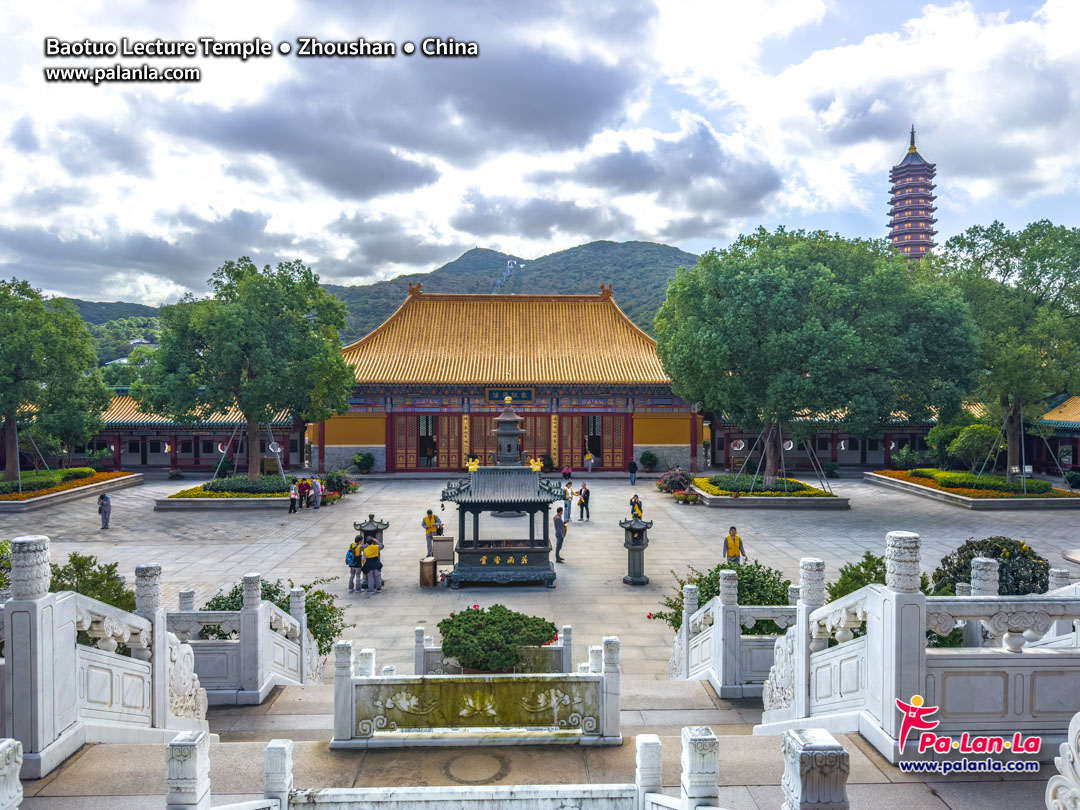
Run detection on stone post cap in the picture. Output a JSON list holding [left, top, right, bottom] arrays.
[[799, 558, 826, 606], [562, 624, 572, 638], [242, 573, 262, 609], [357, 647, 377, 677], [886, 531, 922, 593], [971, 557, 1000, 596], [414, 627, 425, 642], [0, 738, 22, 807], [788, 584, 802, 605], [635, 733, 663, 780], [602, 636, 620, 664], [784, 727, 846, 751], [178, 589, 196, 610], [680, 725, 719, 788], [264, 738, 294, 791], [334, 641, 354, 675], [955, 583, 972, 596], [135, 562, 163, 617], [1049, 568, 1070, 591], [718, 570, 738, 605], [135, 563, 161, 578], [10, 535, 51, 600], [288, 587, 305, 617], [781, 727, 850, 808]]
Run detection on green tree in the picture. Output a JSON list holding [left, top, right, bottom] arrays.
[[947, 424, 1002, 472], [926, 410, 978, 468], [134, 258, 353, 481], [655, 229, 976, 485], [0, 280, 109, 480], [935, 221, 1080, 479], [101, 345, 157, 387]]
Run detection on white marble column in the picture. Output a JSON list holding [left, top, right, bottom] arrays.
[[602, 636, 621, 743]]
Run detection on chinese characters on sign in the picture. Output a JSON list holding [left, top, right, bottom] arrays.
[[486, 388, 534, 403], [480, 555, 528, 565]]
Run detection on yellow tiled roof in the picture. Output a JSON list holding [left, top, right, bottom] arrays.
[[1043, 396, 1080, 426], [340, 287, 671, 385], [101, 395, 291, 427]]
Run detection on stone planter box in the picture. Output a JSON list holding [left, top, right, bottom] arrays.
[[0, 473, 143, 513], [154, 495, 290, 511], [863, 472, 1080, 510], [691, 485, 849, 510]]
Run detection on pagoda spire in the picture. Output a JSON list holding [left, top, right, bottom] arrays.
[[888, 126, 937, 261], [909, 125, 917, 153]]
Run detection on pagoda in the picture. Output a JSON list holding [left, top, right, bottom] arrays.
[[888, 126, 937, 261]]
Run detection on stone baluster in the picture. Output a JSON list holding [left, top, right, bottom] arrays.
[[955, 583, 971, 596], [780, 728, 850, 809], [264, 738, 293, 810], [414, 627, 426, 675], [165, 730, 211, 810], [242, 573, 262, 609], [289, 588, 305, 626], [178, 589, 196, 612], [683, 584, 700, 622], [677, 583, 699, 681], [10, 535, 49, 601], [801, 558, 827, 653], [589, 645, 603, 674], [357, 647, 377, 677], [1049, 568, 1071, 592], [289, 587, 308, 681], [561, 625, 573, 674], [714, 570, 739, 695], [788, 584, 802, 606], [0, 739, 23, 810], [885, 531, 921, 593], [333, 641, 355, 743], [602, 637, 621, 743], [971, 557, 1003, 648], [635, 733, 662, 807], [133, 563, 160, 662], [679, 726, 719, 810], [1048, 568, 1076, 639], [954, 583, 983, 648]]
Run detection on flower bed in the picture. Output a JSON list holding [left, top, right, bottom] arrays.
[[169, 485, 285, 499], [0, 471, 134, 501], [693, 476, 834, 497], [875, 470, 1078, 499]]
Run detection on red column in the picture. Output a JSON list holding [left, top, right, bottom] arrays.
[[689, 412, 698, 472], [318, 421, 326, 474], [724, 431, 731, 470], [169, 433, 178, 472], [282, 431, 290, 471], [884, 432, 892, 468], [113, 433, 122, 471], [831, 430, 839, 463], [1074, 438, 1079, 471]]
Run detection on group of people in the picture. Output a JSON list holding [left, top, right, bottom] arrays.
[[346, 533, 383, 594], [288, 477, 323, 512], [560, 480, 591, 522]]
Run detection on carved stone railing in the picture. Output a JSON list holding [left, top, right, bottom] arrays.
[[75, 593, 153, 656], [924, 595, 1080, 652], [167, 611, 241, 642], [268, 603, 301, 642], [0, 738, 22, 810], [333, 637, 620, 748], [739, 605, 796, 632], [808, 589, 868, 647]]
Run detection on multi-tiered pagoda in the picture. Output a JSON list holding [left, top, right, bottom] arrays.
[[888, 126, 937, 261]]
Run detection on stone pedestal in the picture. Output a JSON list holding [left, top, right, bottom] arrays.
[[780, 728, 850, 809]]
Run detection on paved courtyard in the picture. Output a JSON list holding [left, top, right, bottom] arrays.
[[5, 472, 1068, 808]]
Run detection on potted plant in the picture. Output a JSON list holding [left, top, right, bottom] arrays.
[[437, 604, 557, 673], [353, 452, 375, 474], [684, 491, 698, 505], [640, 450, 658, 472]]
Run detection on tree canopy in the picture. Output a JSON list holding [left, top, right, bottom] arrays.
[[0, 279, 110, 479], [134, 258, 354, 480], [654, 228, 976, 482], [934, 220, 1080, 478]]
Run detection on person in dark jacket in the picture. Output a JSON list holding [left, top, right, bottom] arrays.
[[627, 457, 638, 485], [553, 507, 567, 563], [97, 493, 111, 529], [361, 536, 383, 594], [578, 483, 590, 522]]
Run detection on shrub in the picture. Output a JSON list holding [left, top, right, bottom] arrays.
[[353, 452, 375, 473], [648, 559, 790, 633], [909, 468, 936, 479], [204, 475, 290, 494], [705, 473, 808, 493], [1066, 471, 1080, 489], [0, 472, 132, 501], [891, 445, 921, 470], [822, 462, 840, 478], [437, 604, 557, 672], [947, 424, 1002, 472], [0, 468, 91, 495], [639, 450, 658, 469], [202, 576, 350, 656], [931, 470, 1052, 494], [541, 455, 555, 471], [932, 536, 1049, 596], [322, 469, 352, 494], [655, 467, 691, 492], [0, 539, 9, 591], [926, 411, 978, 468], [50, 551, 137, 617]]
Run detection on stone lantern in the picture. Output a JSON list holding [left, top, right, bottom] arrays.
[[353, 514, 389, 547], [619, 515, 652, 586]]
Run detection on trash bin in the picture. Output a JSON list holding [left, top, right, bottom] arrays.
[[432, 535, 455, 565], [419, 556, 437, 588]]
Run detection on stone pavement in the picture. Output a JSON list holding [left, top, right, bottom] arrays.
[[2, 472, 1067, 807]]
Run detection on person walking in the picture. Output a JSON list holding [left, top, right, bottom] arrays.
[[630, 493, 643, 519], [578, 482, 590, 522], [361, 536, 383, 594], [553, 507, 567, 563], [97, 493, 111, 530], [346, 534, 365, 592], [288, 480, 298, 513], [584, 451, 595, 474], [312, 477, 323, 509], [422, 509, 442, 557], [627, 457, 638, 485], [724, 526, 746, 565], [563, 480, 574, 522]]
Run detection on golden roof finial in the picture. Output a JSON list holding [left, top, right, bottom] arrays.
[[908, 124, 918, 153], [407, 282, 423, 297], [505, 395, 513, 404], [599, 284, 613, 299]]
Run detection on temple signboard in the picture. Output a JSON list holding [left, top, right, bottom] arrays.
[[486, 388, 533, 404]]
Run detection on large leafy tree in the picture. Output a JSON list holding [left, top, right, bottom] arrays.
[[0, 280, 110, 479], [655, 228, 976, 485], [934, 220, 1080, 479], [134, 258, 354, 481]]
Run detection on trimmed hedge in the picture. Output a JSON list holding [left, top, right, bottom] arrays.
[[0, 467, 94, 495], [706, 473, 809, 493], [203, 475, 290, 494], [903, 467, 1052, 494], [438, 605, 557, 672]]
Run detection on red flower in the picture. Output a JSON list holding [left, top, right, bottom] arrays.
[[472, 604, 480, 610], [647, 612, 653, 619]]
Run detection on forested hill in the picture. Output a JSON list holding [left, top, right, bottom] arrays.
[[62, 298, 160, 323], [328, 241, 698, 342], [325, 247, 519, 343]]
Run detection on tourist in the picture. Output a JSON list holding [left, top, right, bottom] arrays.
[[627, 457, 638, 485], [97, 493, 111, 530], [578, 482, 590, 522], [725, 526, 745, 565], [288, 479, 298, 513], [422, 509, 442, 556], [362, 536, 383, 594], [630, 493, 643, 519], [298, 478, 311, 508], [346, 534, 365, 592], [312, 477, 323, 509], [554, 507, 567, 563], [563, 480, 574, 522], [584, 451, 595, 474], [562, 464, 572, 480]]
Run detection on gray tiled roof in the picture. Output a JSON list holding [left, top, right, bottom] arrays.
[[441, 466, 563, 504]]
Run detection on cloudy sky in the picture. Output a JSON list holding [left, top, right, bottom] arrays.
[[1, 0, 1077, 304]]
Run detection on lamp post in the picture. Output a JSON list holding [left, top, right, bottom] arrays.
[[619, 515, 652, 586]]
